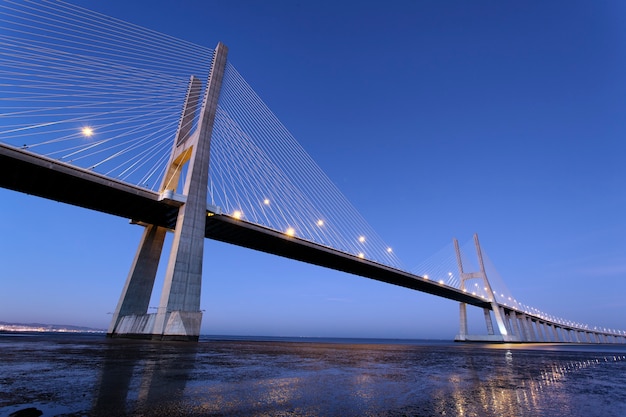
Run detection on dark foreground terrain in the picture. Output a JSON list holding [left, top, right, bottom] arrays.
[[1, 333, 626, 416]]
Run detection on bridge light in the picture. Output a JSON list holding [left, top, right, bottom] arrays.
[[358, 252, 364, 259], [438, 279, 444, 285], [317, 219, 324, 226], [358, 236, 366, 243], [263, 198, 270, 205], [81, 126, 94, 137], [232, 210, 243, 219], [423, 275, 429, 280], [285, 227, 295, 237], [386, 247, 392, 253]]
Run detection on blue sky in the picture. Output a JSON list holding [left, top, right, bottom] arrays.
[[1, 0, 625, 339]]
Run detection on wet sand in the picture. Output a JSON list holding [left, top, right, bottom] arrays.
[[2, 333, 626, 416]]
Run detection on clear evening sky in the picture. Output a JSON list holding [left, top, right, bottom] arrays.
[[1, 0, 624, 339]]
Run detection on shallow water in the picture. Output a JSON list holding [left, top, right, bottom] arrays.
[[1, 333, 625, 416]]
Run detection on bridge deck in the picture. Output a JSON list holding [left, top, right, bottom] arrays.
[[1, 143, 490, 309]]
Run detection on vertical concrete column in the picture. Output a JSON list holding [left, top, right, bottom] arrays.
[[152, 43, 229, 341], [107, 225, 167, 336], [544, 323, 554, 342], [536, 322, 544, 342], [511, 312, 523, 341], [503, 310, 513, 335], [520, 315, 532, 341], [484, 308, 495, 335], [574, 331, 583, 343], [458, 303, 468, 340], [526, 317, 538, 341], [541, 322, 551, 342], [551, 325, 560, 342], [568, 329, 576, 343]]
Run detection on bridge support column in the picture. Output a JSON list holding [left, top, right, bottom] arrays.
[[518, 314, 529, 341], [107, 225, 167, 336], [551, 325, 560, 342], [527, 317, 538, 341], [484, 309, 495, 335], [108, 43, 229, 341], [535, 321, 544, 342], [458, 303, 468, 340], [453, 235, 519, 343], [510, 312, 523, 341], [540, 322, 549, 342], [568, 329, 576, 343]]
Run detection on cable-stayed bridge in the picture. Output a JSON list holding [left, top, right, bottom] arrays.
[[1, 1, 623, 343]]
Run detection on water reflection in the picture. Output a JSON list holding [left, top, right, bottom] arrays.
[[2, 335, 625, 416], [91, 339, 198, 415], [435, 346, 626, 417]]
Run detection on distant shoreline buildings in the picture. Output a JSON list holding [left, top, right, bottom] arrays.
[[0, 322, 105, 333]]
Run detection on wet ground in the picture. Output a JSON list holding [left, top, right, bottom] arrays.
[[1, 333, 626, 416]]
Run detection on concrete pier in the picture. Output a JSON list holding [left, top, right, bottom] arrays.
[[108, 43, 229, 341]]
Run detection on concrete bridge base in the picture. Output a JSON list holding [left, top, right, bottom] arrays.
[[455, 334, 521, 343], [109, 311, 203, 341]]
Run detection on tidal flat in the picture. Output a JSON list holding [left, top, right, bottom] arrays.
[[1, 333, 626, 416]]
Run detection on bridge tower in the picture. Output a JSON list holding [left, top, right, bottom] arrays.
[[454, 234, 520, 343], [107, 43, 228, 341]]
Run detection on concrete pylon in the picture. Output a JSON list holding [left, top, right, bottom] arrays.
[[454, 234, 519, 342], [107, 42, 228, 341]]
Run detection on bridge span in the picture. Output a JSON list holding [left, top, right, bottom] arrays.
[[2, 142, 623, 344]]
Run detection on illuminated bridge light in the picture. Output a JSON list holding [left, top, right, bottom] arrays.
[[423, 275, 429, 280], [316, 219, 324, 226], [81, 126, 94, 137], [285, 227, 295, 237], [358, 236, 366, 243], [263, 198, 270, 205], [232, 210, 243, 219], [386, 247, 392, 253], [438, 279, 444, 285], [358, 252, 364, 259]]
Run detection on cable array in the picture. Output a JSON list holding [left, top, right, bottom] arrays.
[[211, 63, 404, 268], [0, 0, 403, 268], [0, 0, 213, 188]]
